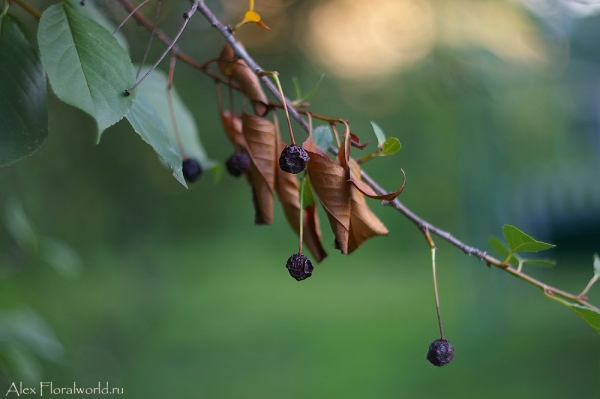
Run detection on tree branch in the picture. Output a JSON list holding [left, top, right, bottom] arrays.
[[117, 0, 599, 312]]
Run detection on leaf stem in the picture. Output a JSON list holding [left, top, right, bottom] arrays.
[[358, 151, 382, 164], [112, 0, 151, 34], [135, 0, 162, 79], [12, 0, 40, 19], [264, 72, 296, 145], [579, 275, 599, 298]]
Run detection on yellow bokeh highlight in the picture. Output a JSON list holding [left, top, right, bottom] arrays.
[[303, 0, 551, 81], [305, 0, 436, 80]]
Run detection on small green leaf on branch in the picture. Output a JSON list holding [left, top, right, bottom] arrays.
[[313, 126, 333, 152], [520, 258, 556, 267], [370, 121, 386, 148], [382, 137, 401, 156], [299, 74, 324, 103], [502, 224, 555, 254], [570, 304, 600, 335], [292, 76, 301, 99], [488, 236, 518, 266], [593, 253, 600, 275]]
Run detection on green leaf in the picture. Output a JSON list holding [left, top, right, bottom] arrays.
[[3, 344, 42, 384], [370, 121, 386, 147], [0, 14, 48, 167], [292, 76, 302, 99], [381, 137, 401, 156], [126, 93, 186, 187], [298, 74, 324, 103], [593, 253, 600, 276], [488, 236, 518, 266], [313, 125, 333, 152], [64, 0, 130, 53], [520, 258, 557, 267], [570, 304, 600, 335], [39, 237, 82, 279], [4, 198, 36, 253], [0, 308, 63, 363], [38, 3, 136, 141], [134, 66, 215, 176], [502, 224, 555, 253], [300, 176, 315, 209]]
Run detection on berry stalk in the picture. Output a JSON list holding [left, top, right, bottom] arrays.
[[266, 72, 296, 145]]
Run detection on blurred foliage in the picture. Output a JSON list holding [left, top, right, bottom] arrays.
[[1, 0, 600, 397]]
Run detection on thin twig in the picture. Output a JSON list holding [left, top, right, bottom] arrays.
[[112, 0, 151, 34], [12, 0, 41, 19], [124, 0, 199, 95], [136, 0, 162, 79], [116, 0, 239, 87], [166, 54, 186, 159]]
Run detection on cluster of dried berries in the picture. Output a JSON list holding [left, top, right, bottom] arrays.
[[216, 44, 405, 282]]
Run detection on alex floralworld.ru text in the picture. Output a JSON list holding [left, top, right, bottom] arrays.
[[5, 382, 124, 396]]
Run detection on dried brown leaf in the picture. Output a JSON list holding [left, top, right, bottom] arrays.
[[347, 186, 389, 253], [248, 162, 274, 224], [242, 113, 277, 224], [303, 135, 351, 254], [336, 125, 351, 173], [349, 168, 406, 201], [347, 159, 389, 253], [243, 113, 276, 192], [218, 45, 268, 116], [350, 132, 369, 150], [221, 110, 245, 149]]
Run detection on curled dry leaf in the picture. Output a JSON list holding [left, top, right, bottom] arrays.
[[350, 132, 369, 150], [303, 135, 351, 254], [347, 160, 389, 253], [344, 128, 405, 201], [276, 140, 327, 262], [349, 167, 406, 201], [218, 45, 268, 117], [221, 110, 245, 149], [243, 113, 277, 224]]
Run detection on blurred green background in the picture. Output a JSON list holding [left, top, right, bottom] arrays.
[[1, 0, 600, 397]]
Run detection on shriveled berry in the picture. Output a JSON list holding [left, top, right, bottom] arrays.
[[285, 253, 314, 281], [226, 152, 251, 177], [182, 158, 203, 182], [279, 145, 310, 174], [426, 339, 454, 367]]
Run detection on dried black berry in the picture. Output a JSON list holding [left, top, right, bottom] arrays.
[[426, 339, 454, 367], [285, 253, 314, 281], [182, 158, 203, 182], [279, 145, 310, 174], [226, 152, 251, 177]]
